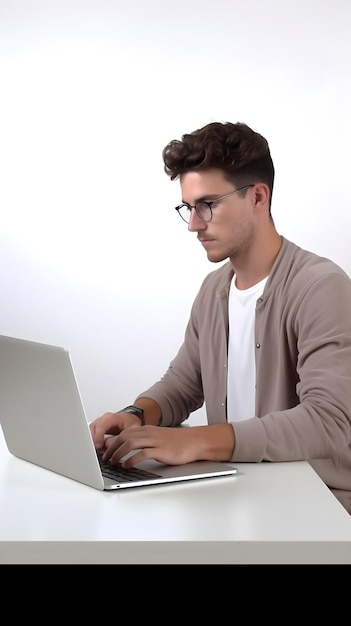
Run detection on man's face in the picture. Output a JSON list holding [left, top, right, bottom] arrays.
[[180, 168, 255, 264]]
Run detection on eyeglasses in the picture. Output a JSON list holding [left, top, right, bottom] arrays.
[[175, 184, 254, 223]]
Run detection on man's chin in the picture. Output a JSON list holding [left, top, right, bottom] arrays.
[[206, 252, 227, 264]]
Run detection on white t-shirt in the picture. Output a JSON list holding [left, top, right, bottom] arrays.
[[226, 275, 268, 422]]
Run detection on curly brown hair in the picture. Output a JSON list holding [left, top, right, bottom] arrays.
[[162, 121, 275, 204]]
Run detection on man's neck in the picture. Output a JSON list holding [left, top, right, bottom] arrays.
[[231, 231, 282, 291]]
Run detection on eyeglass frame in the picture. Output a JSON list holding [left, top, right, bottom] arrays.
[[175, 184, 255, 223]]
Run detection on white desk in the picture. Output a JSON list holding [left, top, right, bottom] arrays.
[[0, 429, 350, 564]]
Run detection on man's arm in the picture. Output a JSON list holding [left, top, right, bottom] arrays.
[[130, 397, 162, 426]]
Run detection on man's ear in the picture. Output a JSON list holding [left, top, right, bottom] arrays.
[[253, 183, 270, 208]]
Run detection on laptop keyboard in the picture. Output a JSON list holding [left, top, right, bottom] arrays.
[[97, 452, 161, 483]]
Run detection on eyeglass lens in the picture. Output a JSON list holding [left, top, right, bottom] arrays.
[[178, 202, 211, 223]]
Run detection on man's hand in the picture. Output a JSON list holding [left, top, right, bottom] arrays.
[[89, 411, 143, 451], [101, 423, 235, 468]]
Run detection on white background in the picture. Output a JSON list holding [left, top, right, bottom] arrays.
[[1, 0, 350, 425]]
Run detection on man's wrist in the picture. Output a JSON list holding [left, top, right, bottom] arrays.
[[119, 405, 145, 425]]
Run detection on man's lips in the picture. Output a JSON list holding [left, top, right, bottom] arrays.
[[198, 237, 215, 246]]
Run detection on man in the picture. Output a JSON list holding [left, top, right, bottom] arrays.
[[90, 121, 351, 514]]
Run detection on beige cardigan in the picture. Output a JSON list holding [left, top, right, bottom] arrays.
[[137, 237, 351, 513]]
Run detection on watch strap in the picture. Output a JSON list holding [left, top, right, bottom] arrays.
[[120, 405, 145, 425]]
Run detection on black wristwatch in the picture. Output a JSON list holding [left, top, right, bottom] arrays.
[[120, 405, 145, 425]]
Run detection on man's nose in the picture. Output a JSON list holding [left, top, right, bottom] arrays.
[[188, 208, 207, 232]]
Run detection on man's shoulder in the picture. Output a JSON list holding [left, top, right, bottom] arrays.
[[281, 237, 323, 263], [279, 237, 350, 281]]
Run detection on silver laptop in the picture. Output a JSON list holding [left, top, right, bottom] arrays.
[[0, 334, 238, 490]]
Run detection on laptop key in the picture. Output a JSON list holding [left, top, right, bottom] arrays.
[[98, 453, 161, 482]]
